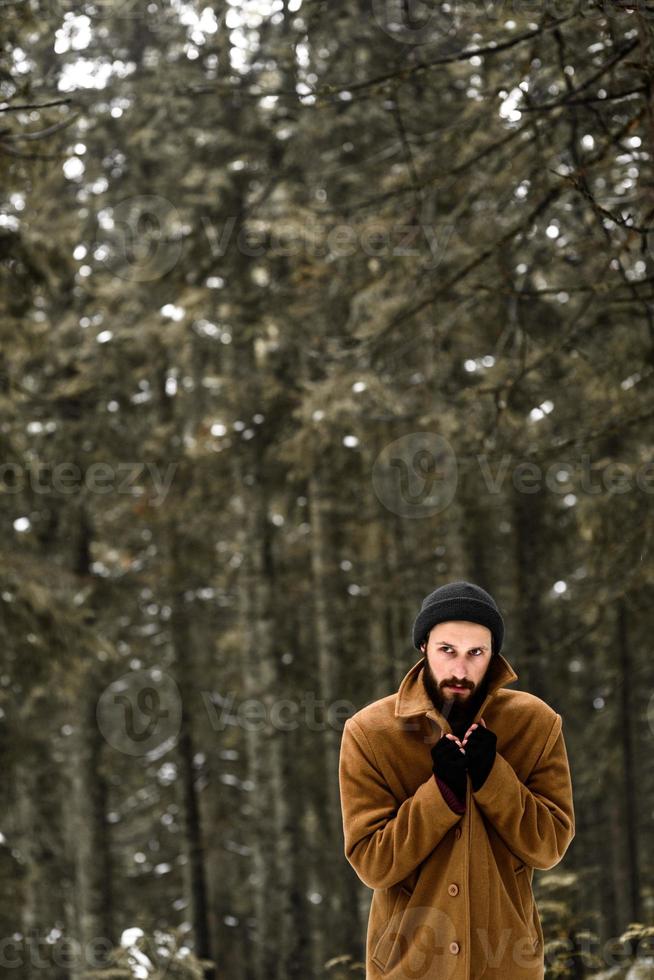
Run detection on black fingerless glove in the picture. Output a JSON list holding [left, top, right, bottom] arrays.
[[431, 735, 468, 803], [464, 725, 497, 791]]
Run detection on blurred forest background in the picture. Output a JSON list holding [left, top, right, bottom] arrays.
[[2, 0, 654, 978]]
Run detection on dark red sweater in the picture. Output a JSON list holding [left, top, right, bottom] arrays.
[[435, 774, 466, 814]]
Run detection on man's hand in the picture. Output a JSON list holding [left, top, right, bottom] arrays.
[[443, 717, 486, 750], [463, 719, 497, 791], [431, 733, 468, 802], [443, 718, 498, 792]]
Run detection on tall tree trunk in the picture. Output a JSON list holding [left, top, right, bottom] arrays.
[[169, 582, 216, 980], [229, 332, 292, 980], [607, 788, 626, 940], [460, 464, 497, 588], [64, 505, 115, 980], [306, 470, 363, 962], [15, 763, 37, 980], [511, 486, 548, 693], [66, 679, 115, 980], [363, 491, 397, 701], [615, 596, 641, 924]]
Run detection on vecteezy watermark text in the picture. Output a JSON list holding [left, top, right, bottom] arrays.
[[96, 669, 359, 756], [372, 433, 654, 518], [201, 691, 356, 733], [0, 461, 177, 505]]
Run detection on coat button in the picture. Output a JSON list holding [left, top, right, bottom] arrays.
[[448, 883, 459, 896], [455, 827, 462, 839], [449, 941, 460, 955]]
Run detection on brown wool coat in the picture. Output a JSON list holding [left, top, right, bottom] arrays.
[[338, 652, 575, 980]]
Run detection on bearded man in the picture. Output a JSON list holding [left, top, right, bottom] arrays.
[[338, 581, 575, 979]]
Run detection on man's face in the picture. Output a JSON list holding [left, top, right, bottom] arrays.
[[420, 620, 493, 704]]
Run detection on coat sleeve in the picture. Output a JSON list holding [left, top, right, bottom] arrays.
[[338, 716, 463, 890], [471, 712, 575, 870]]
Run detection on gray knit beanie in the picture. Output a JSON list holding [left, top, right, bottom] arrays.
[[412, 581, 504, 655]]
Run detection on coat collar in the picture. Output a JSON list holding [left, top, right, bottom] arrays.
[[394, 652, 519, 729]]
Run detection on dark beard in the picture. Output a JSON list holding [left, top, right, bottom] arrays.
[[421, 658, 490, 740]]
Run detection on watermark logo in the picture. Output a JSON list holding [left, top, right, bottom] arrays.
[[97, 668, 182, 756], [371, 0, 457, 44], [94, 195, 183, 282], [372, 432, 459, 518]]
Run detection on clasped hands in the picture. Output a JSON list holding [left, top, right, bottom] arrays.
[[430, 718, 497, 799]]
